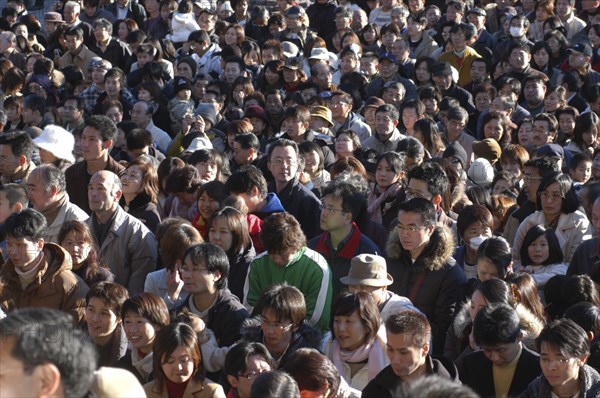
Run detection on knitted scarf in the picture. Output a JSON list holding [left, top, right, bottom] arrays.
[[330, 336, 387, 382]]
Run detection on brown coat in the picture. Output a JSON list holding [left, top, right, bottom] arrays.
[[143, 378, 226, 398], [0, 243, 89, 323]]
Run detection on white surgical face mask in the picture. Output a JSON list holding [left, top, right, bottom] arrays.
[[509, 27, 523, 38], [469, 235, 488, 251]]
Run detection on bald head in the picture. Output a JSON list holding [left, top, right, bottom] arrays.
[[88, 170, 121, 217]]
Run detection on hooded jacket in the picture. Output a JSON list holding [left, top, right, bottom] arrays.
[[166, 12, 200, 43], [0, 243, 89, 323], [386, 225, 467, 354]]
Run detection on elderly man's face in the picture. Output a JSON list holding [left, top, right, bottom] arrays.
[[88, 171, 120, 213]]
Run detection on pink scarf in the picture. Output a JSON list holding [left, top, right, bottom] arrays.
[[367, 182, 402, 223], [330, 336, 387, 382]]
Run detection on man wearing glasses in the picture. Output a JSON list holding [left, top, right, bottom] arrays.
[[385, 198, 466, 355], [330, 91, 372, 143]]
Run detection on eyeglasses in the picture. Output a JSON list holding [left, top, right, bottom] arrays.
[[260, 317, 294, 332], [238, 369, 269, 380], [540, 357, 574, 367], [540, 191, 564, 202], [322, 205, 346, 214], [524, 175, 542, 183], [397, 224, 428, 233]]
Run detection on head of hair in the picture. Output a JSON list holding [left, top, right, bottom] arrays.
[[254, 283, 307, 330], [535, 172, 579, 214], [283, 348, 340, 398], [519, 225, 563, 266], [4, 208, 47, 241], [57, 220, 105, 282], [407, 162, 448, 198], [473, 278, 516, 308], [0, 130, 34, 160], [564, 302, 600, 337], [385, 311, 431, 347], [159, 223, 203, 271], [508, 273, 546, 321], [182, 243, 230, 290], [85, 281, 129, 319], [208, 206, 251, 258], [536, 319, 590, 358], [226, 164, 268, 199], [250, 371, 300, 398], [224, 341, 274, 378], [0, 183, 28, 209], [473, 303, 521, 346], [85, 115, 118, 143], [572, 112, 600, 148], [398, 197, 437, 227], [121, 292, 170, 328], [331, 291, 380, 343], [476, 236, 513, 279], [261, 213, 306, 255], [164, 164, 201, 194], [456, 205, 493, 241]]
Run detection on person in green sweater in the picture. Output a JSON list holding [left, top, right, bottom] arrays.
[[243, 212, 333, 332]]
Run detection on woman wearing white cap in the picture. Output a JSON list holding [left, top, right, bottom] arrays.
[[33, 124, 76, 172]]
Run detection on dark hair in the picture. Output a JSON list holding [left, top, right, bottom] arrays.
[[152, 322, 204, 393], [535, 172, 579, 214], [4, 208, 47, 241], [560, 275, 600, 309], [124, 158, 160, 204], [407, 162, 448, 198], [85, 281, 129, 318], [84, 115, 118, 143], [165, 164, 201, 194], [261, 213, 306, 255], [182, 243, 230, 290], [473, 278, 516, 307], [396, 137, 424, 161], [0, 183, 28, 208], [520, 225, 563, 266], [321, 179, 365, 221], [564, 302, 600, 337], [473, 303, 521, 346], [226, 165, 268, 199], [224, 341, 274, 378], [572, 112, 600, 149], [536, 319, 590, 358], [121, 292, 170, 328], [413, 118, 444, 156], [189, 148, 228, 182], [385, 311, 431, 347], [208, 206, 251, 258], [0, 130, 34, 160], [398, 197, 437, 227], [456, 205, 493, 241], [508, 273, 546, 322], [283, 348, 340, 398], [0, 308, 98, 398], [331, 291, 380, 343], [234, 132, 260, 151], [254, 283, 307, 329], [569, 152, 592, 172], [524, 157, 561, 178], [377, 151, 405, 176], [375, 103, 400, 121], [197, 180, 227, 205], [251, 371, 300, 398], [158, 222, 203, 271], [476, 236, 513, 279]]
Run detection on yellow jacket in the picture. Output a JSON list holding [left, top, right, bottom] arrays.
[[439, 46, 482, 87]]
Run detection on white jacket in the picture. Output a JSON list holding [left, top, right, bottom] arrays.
[[167, 12, 200, 43], [44, 196, 89, 244]]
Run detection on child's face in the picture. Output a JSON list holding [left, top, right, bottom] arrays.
[[570, 160, 592, 184], [178, 89, 192, 101], [5, 105, 21, 121]]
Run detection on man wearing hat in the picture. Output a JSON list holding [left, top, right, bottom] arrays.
[[59, 26, 97, 78], [432, 62, 475, 114], [310, 105, 335, 136], [366, 52, 417, 100], [80, 58, 112, 116], [567, 42, 600, 87], [439, 23, 482, 87], [280, 5, 317, 50], [308, 180, 381, 299], [466, 7, 495, 53], [341, 254, 419, 322]]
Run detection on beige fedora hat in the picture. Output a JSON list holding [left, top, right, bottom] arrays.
[[340, 254, 393, 287]]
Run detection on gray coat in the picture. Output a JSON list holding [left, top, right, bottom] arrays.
[[518, 365, 600, 398]]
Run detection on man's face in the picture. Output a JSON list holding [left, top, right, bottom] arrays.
[[379, 59, 398, 80], [375, 111, 397, 137], [0, 337, 49, 398], [402, 108, 419, 131], [532, 120, 553, 147], [386, 332, 429, 379], [231, 355, 272, 398], [91, 66, 107, 84], [568, 51, 588, 69], [320, 194, 349, 233], [556, 0, 572, 16], [180, 255, 220, 295], [361, 56, 378, 76], [93, 25, 111, 44], [27, 171, 54, 211], [88, 172, 120, 213], [268, 145, 298, 186], [63, 5, 78, 24], [450, 30, 467, 50], [62, 99, 83, 124], [330, 95, 351, 120], [266, 94, 283, 114], [312, 64, 332, 88], [65, 34, 83, 54], [6, 236, 44, 272], [199, 12, 216, 31], [445, 118, 466, 138], [282, 118, 306, 138], [233, 141, 252, 166], [397, 210, 433, 257], [510, 49, 530, 71], [470, 61, 487, 83], [433, 74, 452, 91], [21, 106, 36, 125], [481, 341, 521, 368], [335, 12, 351, 31], [523, 166, 542, 203], [224, 62, 242, 84], [131, 102, 152, 128], [524, 81, 546, 106], [0, 144, 22, 178], [81, 126, 108, 161], [467, 13, 485, 30]]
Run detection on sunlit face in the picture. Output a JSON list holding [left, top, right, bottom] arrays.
[[209, 217, 234, 253], [534, 48, 550, 68], [268, 145, 298, 186], [558, 114, 576, 136], [261, 307, 295, 350], [93, 25, 111, 44], [397, 210, 433, 259], [162, 346, 195, 384], [302, 150, 319, 175], [197, 191, 220, 221], [88, 172, 120, 214], [335, 133, 355, 156], [231, 355, 272, 398], [225, 27, 239, 46], [484, 118, 503, 141], [527, 234, 550, 266], [468, 289, 488, 321], [532, 120, 553, 147], [545, 92, 563, 112], [60, 230, 92, 266], [195, 160, 218, 183], [121, 165, 144, 196], [539, 182, 564, 220], [462, 221, 492, 253], [333, 310, 368, 351], [0, 337, 52, 398], [176, 62, 194, 80], [570, 161, 592, 184], [481, 341, 521, 368], [105, 77, 122, 98], [518, 122, 533, 148], [540, 342, 584, 390], [320, 194, 349, 233], [386, 332, 428, 379], [6, 236, 43, 272], [85, 297, 121, 340], [124, 312, 158, 352], [476, 257, 500, 281], [375, 159, 400, 188]]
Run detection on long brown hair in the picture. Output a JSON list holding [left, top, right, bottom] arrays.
[[58, 220, 109, 283], [125, 158, 160, 204]]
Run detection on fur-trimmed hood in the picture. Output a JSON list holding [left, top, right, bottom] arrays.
[[451, 300, 545, 349], [386, 224, 456, 273]]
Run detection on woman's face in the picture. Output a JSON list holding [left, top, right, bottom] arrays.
[[545, 92, 562, 112], [123, 312, 158, 352], [534, 48, 550, 68], [260, 308, 294, 351], [176, 62, 194, 80], [590, 28, 600, 48], [209, 217, 234, 253], [536, 7, 550, 21], [540, 182, 564, 220], [528, 234, 550, 265], [333, 310, 368, 351], [85, 297, 120, 340], [363, 107, 377, 126], [547, 37, 560, 55], [138, 88, 152, 102], [282, 68, 299, 84], [492, 179, 511, 195], [583, 128, 597, 147], [476, 257, 501, 281], [39, 148, 58, 165], [5, 105, 21, 122], [381, 31, 397, 47], [484, 118, 504, 142], [475, 92, 492, 112], [244, 50, 259, 67], [363, 28, 377, 44], [162, 345, 195, 384], [197, 191, 220, 221], [61, 231, 92, 266], [264, 68, 281, 85], [375, 159, 400, 189], [121, 165, 144, 195], [225, 27, 238, 46], [518, 122, 533, 148], [249, 117, 266, 134], [335, 133, 355, 156], [468, 289, 488, 321], [415, 61, 431, 83], [501, 158, 522, 178], [540, 342, 583, 391], [232, 85, 245, 105], [118, 22, 129, 41], [303, 150, 320, 174], [195, 160, 218, 183]]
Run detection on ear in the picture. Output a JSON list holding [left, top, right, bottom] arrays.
[[50, 184, 59, 198], [422, 342, 430, 357], [213, 270, 222, 284], [392, 119, 399, 127], [12, 202, 23, 213], [114, 189, 123, 201], [36, 363, 63, 398], [103, 138, 114, 150], [227, 375, 239, 389], [248, 147, 255, 158], [18, 154, 27, 168], [432, 194, 442, 207], [251, 186, 260, 198], [36, 239, 45, 251], [506, 261, 513, 275]]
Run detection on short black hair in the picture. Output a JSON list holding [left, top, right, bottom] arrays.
[[535, 172, 579, 214], [126, 128, 153, 150], [0, 130, 34, 160], [476, 236, 513, 279], [524, 157, 561, 178], [183, 243, 230, 290], [226, 164, 268, 199], [520, 225, 563, 267], [234, 133, 260, 151], [0, 308, 98, 398], [473, 303, 521, 346], [564, 302, 600, 337], [23, 94, 46, 116], [397, 197, 436, 227], [536, 319, 590, 358], [85, 115, 118, 143], [407, 161, 449, 197], [224, 342, 273, 378], [321, 179, 365, 221], [4, 208, 47, 241]]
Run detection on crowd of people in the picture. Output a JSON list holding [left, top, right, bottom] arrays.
[[3, 0, 600, 396]]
